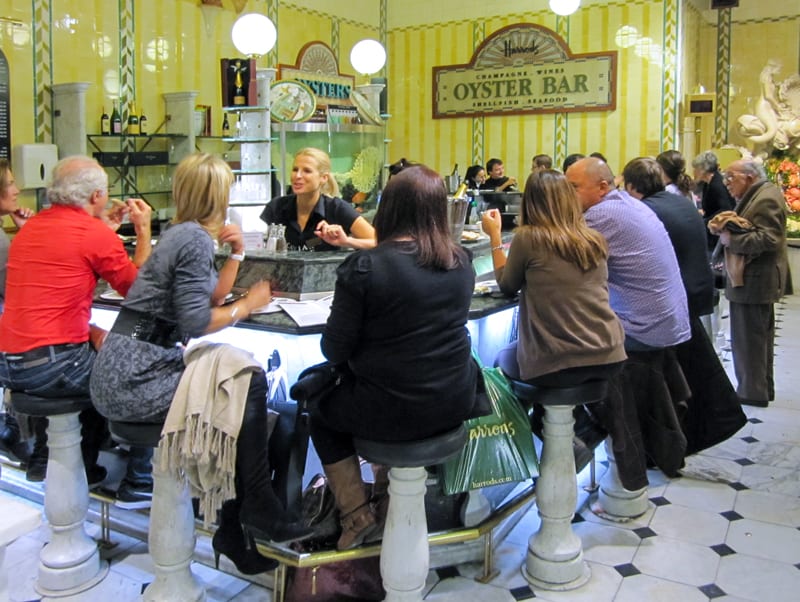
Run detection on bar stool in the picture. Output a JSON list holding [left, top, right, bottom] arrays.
[[9, 392, 109, 597], [354, 425, 467, 602], [108, 421, 205, 602], [505, 379, 608, 591]]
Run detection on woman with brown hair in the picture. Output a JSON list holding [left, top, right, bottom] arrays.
[[310, 164, 478, 550], [482, 169, 625, 386], [656, 149, 694, 199]]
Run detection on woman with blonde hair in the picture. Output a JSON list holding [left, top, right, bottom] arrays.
[[482, 169, 625, 387], [261, 147, 375, 250], [91, 153, 310, 574]]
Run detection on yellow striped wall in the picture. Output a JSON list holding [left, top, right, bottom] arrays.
[[1, 0, 799, 218]]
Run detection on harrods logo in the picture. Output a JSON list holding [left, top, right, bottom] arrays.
[[433, 23, 617, 119]]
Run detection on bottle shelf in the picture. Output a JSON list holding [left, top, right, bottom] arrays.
[[272, 122, 383, 134], [222, 105, 270, 112]]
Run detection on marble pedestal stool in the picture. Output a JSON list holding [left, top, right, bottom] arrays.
[[354, 425, 467, 602], [505, 379, 608, 591], [109, 421, 205, 602], [10, 392, 109, 597], [0, 488, 42, 602], [593, 439, 649, 521]]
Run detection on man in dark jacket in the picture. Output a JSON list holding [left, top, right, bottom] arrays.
[[718, 159, 789, 407]]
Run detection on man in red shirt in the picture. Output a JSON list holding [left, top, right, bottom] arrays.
[[0, 155, 151, 485]]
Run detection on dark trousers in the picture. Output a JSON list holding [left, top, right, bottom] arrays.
[[729, 301, 774, 402]]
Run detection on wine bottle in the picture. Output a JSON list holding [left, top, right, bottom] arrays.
[[454, 182, 468, 199], [222, 113, 231, 137], [111, 103, 122, 135], [233, 68, 246, 106], [451, 163, 459, 179], [100, 107, 110, 135], [139, 109, 147, 136], [127, 101, 140, 135]]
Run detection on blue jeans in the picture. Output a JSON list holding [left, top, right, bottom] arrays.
[[125, 446, 154, 485], [0, 343, 95, 397], [0, 342, 107, 468]]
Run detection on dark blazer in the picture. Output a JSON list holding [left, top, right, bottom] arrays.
[[642, 191, 715, 319], [701, 171, 735, 250], [725, 179, 788, 304]]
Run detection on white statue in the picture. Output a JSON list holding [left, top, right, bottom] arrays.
[[737, 60, 800, 157]]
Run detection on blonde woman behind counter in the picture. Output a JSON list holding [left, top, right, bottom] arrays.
[[260, 148, 376, 251]]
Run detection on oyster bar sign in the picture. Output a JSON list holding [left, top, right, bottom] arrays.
[[433, 24, 617, 119]]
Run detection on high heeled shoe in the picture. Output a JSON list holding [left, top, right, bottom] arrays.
[[239, 509, 314, 546], [213, 500, 278, 575]]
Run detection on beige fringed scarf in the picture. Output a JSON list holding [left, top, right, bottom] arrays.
[[158, 341, 261, 528]]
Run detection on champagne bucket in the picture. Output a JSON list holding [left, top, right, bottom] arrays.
[[447, 196, 469, 243]]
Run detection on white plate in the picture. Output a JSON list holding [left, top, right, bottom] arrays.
[[100, 290, 124, 301]]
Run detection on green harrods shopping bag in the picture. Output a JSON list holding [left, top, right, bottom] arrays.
[[440, 353, 539, 495]]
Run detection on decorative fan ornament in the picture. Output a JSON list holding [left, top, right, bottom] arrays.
[[298, 43, 339, 75]]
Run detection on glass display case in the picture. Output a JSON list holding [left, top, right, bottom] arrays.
[[271, 121, 387, 219]]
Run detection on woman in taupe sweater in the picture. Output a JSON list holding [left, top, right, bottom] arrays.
[[481, 169, 626, 386]]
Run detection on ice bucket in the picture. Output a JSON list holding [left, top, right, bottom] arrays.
[[447, 196, 469, 243]]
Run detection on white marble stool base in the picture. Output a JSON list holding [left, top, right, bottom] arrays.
[[143, 447, 205, 602], [522, 404, 590, 591], [0, 492, 42, 602], [37, 413, 108, 597], [381, 465, 428, 602], [593, 439, 649, 521]]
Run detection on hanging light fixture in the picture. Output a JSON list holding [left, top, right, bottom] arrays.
[[549, 0, 581, 16], [231, 12, 277, 58], [349, 39, 387, 80]]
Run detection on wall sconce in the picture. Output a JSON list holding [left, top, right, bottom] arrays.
[[549, 0, 581, 16], [199, 0, 223, 38], [231, 12, 277, 59]]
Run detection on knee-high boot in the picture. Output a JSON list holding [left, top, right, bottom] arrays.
[[237, 376, 312, 545], [325, 455, 378, 550]]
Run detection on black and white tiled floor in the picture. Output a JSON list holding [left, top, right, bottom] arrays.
[[2, 294, 799, 601]]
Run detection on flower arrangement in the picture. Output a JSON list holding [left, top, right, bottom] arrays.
[[764, 154, 800, 212], [764, 153, 800, 238]]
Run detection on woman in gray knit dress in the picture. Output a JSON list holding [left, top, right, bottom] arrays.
[[90, 153, 309, 573]]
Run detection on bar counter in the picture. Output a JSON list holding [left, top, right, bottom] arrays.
[[93, 234, 518, 387]]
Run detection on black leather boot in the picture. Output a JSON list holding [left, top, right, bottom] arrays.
[[237, 372, 313, 545], [0, 412, 30, 464], [213, 499, 278, 574]]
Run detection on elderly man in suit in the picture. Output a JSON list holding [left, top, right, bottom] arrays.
[[718, 159, 788, 407]]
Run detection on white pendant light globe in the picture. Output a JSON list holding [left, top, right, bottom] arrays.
[[549, 0, 581, 16], [231, 13, 277, 57], [349, 39, 387, 76]]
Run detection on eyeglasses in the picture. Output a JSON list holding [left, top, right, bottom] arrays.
[[723, 172, 743, 182]]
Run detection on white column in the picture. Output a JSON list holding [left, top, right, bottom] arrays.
[[381, 466, 428, 602], [523, 405, 590, 591], [51, 83, 91, 158], [142, 447, 204, 602], [36, 413, 109, 597], [594, 438, 649, 520], [163, 91, 198, 164]]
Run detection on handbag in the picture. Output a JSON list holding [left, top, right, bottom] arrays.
[[439, 352, 539, 494]]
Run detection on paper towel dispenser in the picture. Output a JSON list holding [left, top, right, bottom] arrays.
[[11, 144, 59, 189]]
